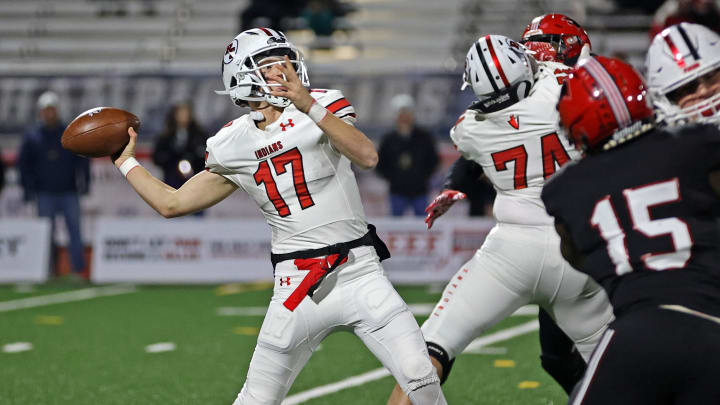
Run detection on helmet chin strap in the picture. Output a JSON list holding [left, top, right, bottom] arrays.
[[265, 94, 292, 107]]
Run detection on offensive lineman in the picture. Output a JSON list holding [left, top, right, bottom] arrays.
[[111, 28, 446, 405], [543, 55, 720, 404], [387, 35, 613, 404], [423, 14, 594, 394]]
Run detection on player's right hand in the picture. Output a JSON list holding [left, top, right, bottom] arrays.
[[424, 189, 466, 229], [112, 127, 138, 168]]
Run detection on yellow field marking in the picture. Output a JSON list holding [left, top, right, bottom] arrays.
[[517, 381, 540, 389], [34, 315, 63, 325], [493, 359, 516, 368], [216, 282, 274, 296], [233, 326, 260, 336]]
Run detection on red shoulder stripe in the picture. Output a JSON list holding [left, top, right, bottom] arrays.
[[326, 98, 351, 113], [310, 89, 328, 93], [452, 115, 465, 130], [222, 120, 234, 128]]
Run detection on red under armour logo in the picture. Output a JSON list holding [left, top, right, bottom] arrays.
[[279, 276, 291, 286], [280, 119, 295, 131], [508, 115, 520, 130]]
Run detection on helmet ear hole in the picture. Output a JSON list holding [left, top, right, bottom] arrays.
[[230, 76, 238, 88]]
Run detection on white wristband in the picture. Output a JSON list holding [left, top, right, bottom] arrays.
[[307, 100, 328, 123], [118, 157, 140, 177]]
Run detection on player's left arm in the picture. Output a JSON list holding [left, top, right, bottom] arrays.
[[268, 56, 378, 170]]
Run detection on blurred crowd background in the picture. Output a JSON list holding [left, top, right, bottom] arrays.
[[1, 0, 719, 279]]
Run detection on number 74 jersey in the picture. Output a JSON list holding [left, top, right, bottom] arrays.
[[204, 89, 368, 254], [450, 63, 581, 225]]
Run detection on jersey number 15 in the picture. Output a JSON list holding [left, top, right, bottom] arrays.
[[590, 178, 692, 274]]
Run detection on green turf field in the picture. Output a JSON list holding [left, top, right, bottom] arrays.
[[0, 283, 567, 405]]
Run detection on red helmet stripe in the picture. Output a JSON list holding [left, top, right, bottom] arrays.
[[661, 30, 686, 69], [484, 36, 511, 88], [258, 27, 273, 36], [583, 58, 632, 128]]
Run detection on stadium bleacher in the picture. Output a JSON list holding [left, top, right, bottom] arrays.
[[0, 0, 654, 74]]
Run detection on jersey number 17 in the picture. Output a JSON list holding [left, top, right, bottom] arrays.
[[254, 147, 315, 217]]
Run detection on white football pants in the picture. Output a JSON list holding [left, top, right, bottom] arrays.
[[422, 223, 614, 362], [232, 246, 446, 405]]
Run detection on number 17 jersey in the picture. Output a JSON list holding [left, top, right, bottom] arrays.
[[205, 89, 368, 254]]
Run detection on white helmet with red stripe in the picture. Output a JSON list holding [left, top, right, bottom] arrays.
[[215, 27, 310, 108], [645, 23, 720, 125], [462, 35, 535, 113]]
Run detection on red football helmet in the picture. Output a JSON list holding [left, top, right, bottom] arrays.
[[557, 56, 654, 153], [521, 13, 591, 65]]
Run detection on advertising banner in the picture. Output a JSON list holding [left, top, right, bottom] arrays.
[[0, 218, 51, 283], [91, 217, 494, 284], [92, 218, 273, 284]]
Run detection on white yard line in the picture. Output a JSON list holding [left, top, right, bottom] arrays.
[[281, 319, 540, 405], [0, 285, 137, 312]]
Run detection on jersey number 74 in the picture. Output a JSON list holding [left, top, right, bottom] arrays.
[[491, 132, 571, 189]]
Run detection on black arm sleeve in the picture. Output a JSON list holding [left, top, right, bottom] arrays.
[[443, 156, 484, 193]]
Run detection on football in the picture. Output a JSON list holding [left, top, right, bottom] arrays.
[[61, 107, 140, 157]]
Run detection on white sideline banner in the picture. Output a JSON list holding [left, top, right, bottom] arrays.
[[91, 217, 495, 284], [0, 219, 51, 283], [372, 217, 495, 284], [92, 218, 274, 284]]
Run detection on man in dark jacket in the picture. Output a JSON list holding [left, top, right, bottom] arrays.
[[18, 91, 90, 277], [0, 146, 5, 196], [377, 94, 439, 216]]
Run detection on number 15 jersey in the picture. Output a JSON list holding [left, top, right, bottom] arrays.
[[542, 124, 720, 317], [450, 62, 580, 225], [205, 89, 368, 254]]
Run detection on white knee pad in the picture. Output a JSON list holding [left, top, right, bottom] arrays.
[[402, 353, 438, 391], [401, 353, 446, 405], [407, 379, 447, 405]]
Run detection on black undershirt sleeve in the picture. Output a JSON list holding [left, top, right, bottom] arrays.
[[443, 156, 484, 193]]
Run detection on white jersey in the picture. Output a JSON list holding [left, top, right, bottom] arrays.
[[205, 89, 368, 254], [450, 62, 580, 225]]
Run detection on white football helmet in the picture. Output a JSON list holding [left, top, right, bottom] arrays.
[[215, 28, 310, 108], [462, 35, 535, 113], [645, 23, 720, 125]]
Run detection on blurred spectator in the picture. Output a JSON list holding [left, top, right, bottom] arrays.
[[613, 0, 665, 14], [238, 0, 307, 33], [302, 0, 338, 37], [18, 91, 90, 279], [94, 0, 128, 17], [93, 0, 156, 17], [377, 94, 439, 217], [152, 102, 208, 193], [0, 147, 5, 196], [650, 0, 720, 38]]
